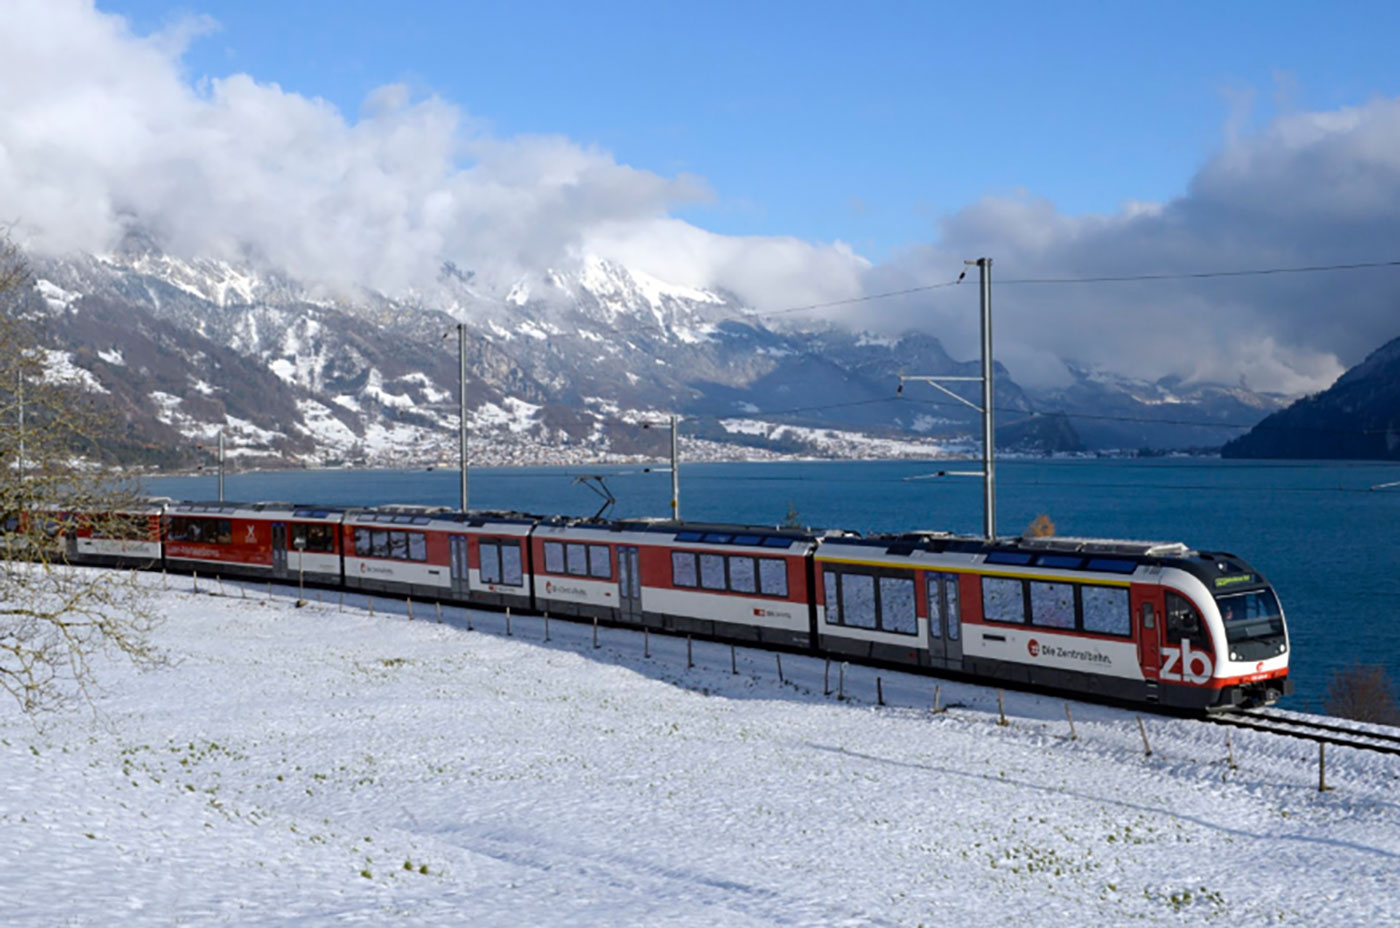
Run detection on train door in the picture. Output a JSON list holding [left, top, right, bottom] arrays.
[[617, 545, 642, 623], [926, 572, 963, 668], [1133, 586, 1163, 683], [449, 535, 470, 599], [271, 523, 288, 577]]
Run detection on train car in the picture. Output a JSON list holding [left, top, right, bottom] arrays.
[[340, 506, 534, 610], [813, 533, 1290, 710], [164, 501, 346, 584], [531, 519, 821, 647], [65, 500, 167, 567]]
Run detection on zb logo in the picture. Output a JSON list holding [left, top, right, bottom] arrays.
[[1160, 638, 1213, 685]]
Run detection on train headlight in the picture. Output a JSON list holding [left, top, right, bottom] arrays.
[[1230, 651, 1239, 661]]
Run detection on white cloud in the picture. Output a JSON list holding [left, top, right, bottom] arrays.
[[4, 2, 1399, 397], [0, 0, 861, 305]]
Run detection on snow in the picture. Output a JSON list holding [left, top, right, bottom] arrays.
[[40, 349, 107, 393], [35, 278, 82, 311], [472, 397, 541, 433], [3, 575, 1399, 926], [295, 399, 359, 448], [98, 348, 126, 366]]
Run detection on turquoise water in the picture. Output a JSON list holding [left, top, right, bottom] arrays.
[[144, 458, 1400, 711]]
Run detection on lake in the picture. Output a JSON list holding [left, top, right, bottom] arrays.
[[144, 457, 1400, 712]]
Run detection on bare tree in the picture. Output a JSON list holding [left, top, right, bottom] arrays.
[[0, 232, 162, 713], [1323, 664, 1400, 726]]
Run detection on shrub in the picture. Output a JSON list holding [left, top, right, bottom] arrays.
[[1323, 664, 1400, 725]]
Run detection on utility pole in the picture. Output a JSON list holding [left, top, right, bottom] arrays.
[[896, 257, 996, 540], [457, 323, 469, 514], [642, 414, 682, 521], [217, 430, 225, 502], [974, 257, 995, 541]]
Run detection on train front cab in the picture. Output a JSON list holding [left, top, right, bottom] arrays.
[[1137, 562, 1291, 711]]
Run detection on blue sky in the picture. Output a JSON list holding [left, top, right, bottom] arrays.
[[7, 1, 1400, 392], [103, 0, 1400, 259]]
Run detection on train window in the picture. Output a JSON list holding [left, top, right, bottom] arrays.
[[703, 533, 733, 544], [1030, 581, 1076, 630], [544, 541, 565, 573], [758, 558, 788, 597], [733, 534, 762, 546], [296, 524, 335, 553], [840, 574, 877, 629], [566, 543, 588, 576], [588, 545, 611, 579], [926, 575, 943, 639], [1165, 592, 1203, 644], [675, 531, 704, 542], [371, 530, 391, 558], [501, 543, 524, 586], [763, 537, 794, 548], [982, 577, 1026, 624], [389, 532, 409, 560], [1082, 586, 1130, 636], [699, 553, 726, 590], [823, 571, 839, 623], [672, 551, 698, 587], [407, 533, 427, 561], [480, 542, 502, 584], [946, 577, 961, 640], [729, 556, 757, 593], [354, 528, 371, 557], [879, 577, 917, 634], [986, 551, 1033, 566]]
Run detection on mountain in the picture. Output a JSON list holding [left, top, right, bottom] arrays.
[[1221, 334, 1400, 460], [1030, 363, 1288, 452], [20, 242, 1287, 468]]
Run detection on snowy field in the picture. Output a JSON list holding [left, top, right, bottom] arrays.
[[3, 574, 1399, 926]]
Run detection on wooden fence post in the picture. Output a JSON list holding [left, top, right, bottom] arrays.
[[824, 659, 831, 696], [877, 676, 885, 706], [193, 571, 199, 594], [593, 617, 600, 649], [644, 627, 650, 658], [506, 607, 513, 636], [1318, 742, 1333, 792], [1065, 704, 1077, 740], [776, 653, 784, 685], [731, 644, 737, 675], [997, 690, 1008, 726], [435, 601, 442, 624], [932, 684, 943, 714], [1137, 716, 1152, 756], [544, 612, 551, 642], [406, 596, 414, 621], [839, 662, 847, 700], [686, 635, 693, 668]]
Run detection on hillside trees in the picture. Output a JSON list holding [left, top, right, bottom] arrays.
[[0, 232, 162, 714]]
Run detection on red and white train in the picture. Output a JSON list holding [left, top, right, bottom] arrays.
[[59, 500, 1293, 712]]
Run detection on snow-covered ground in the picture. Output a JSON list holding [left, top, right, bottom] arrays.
[[3, 575, 1398, 926]]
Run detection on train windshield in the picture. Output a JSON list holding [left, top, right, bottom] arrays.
[[1217, 589, 1287, 660]]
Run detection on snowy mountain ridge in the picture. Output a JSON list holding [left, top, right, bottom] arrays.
[[23, 242, 1286, 468]]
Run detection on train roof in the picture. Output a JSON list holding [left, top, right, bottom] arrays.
[[822, 530, 1268, 590], [344, 506, 539, 527]]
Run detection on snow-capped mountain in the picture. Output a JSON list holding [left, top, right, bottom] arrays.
[[22, 241, 1287, 469]]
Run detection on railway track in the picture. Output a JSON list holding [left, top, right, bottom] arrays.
[[1208, 708, 1400, 756]]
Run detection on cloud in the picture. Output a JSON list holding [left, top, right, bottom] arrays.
[[3, 2, 1399, 396], [845, 99, 1400, 393], [0, 0, 853, 303]]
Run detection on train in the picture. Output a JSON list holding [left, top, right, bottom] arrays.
[[57, 498, 1293, 712]]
